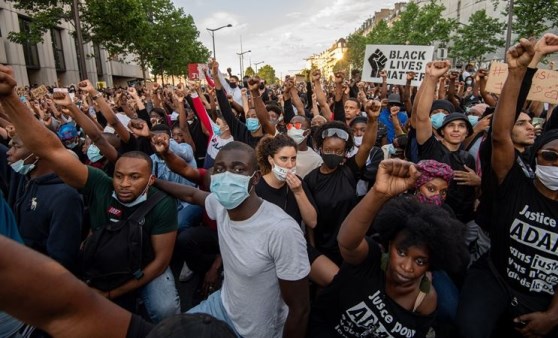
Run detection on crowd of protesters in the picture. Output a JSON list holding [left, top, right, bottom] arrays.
[[0, 33, 557, 338]]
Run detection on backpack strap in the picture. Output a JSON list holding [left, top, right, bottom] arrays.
[[128, 190, 166, 222]]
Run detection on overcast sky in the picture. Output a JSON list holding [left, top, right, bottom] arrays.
[[172, 0, 402, 78]]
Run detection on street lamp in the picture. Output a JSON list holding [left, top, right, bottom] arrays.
[[253, 61, 264, 73], [206, 24, 232, 59], [237, 50, 251, 78], [504, 0, 514, 58]]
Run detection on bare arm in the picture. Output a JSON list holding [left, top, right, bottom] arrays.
[[154, 178, 209, 206], [152, 134, 201, 183], [0, 66, 88, 189], [53, 92, 118, 163], [311, 70, 333, 119], [354, 100, 381, 169], [338, 159, 419, 265], [416, 61, 450, 145], [249, 78, 276, 135], [0, 235, 131, 338], [279, 278, 309, 338], [492, 39, 535, 184]]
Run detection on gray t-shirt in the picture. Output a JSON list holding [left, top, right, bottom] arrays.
[[205, 194, 310, 338]]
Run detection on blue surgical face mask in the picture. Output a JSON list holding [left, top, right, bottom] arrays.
[[246, 118, 260, 132], [386, 143, 397, 156], [210, 171, 255, 209], [66, 141, 78, 149], [430, 112, 446, 129], [467, 115, 480, 127], [212, 124, 222, 136], [112, 182, 150, 208], [87, 144, 103, 163], [10, 153, 37, 175]]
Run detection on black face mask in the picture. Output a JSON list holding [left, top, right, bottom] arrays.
[[259, 83, 265, 90], [322, 153, 344, 169], [230, 83, 238, 89]]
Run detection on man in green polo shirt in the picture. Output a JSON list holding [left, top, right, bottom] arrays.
[[0, 65, 180, 323]]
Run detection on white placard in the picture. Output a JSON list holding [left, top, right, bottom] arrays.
[[362, 44, 435, 86]]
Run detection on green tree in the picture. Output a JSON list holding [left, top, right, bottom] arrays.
[[492, 0, 558, 39], [7, 1, 71, 45], [245, 66, 255, 77], [449, 9, 505, 64], [333, 58, 350, 75], [346, 33, 367, 72], [257, 65, 277, 84], [390, 1, 455, 45]]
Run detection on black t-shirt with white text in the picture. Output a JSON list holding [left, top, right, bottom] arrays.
[[490, 159, 558, 309], [309, 237, 434, 338]]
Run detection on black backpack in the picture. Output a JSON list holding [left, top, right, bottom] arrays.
[[81, 191, 165, 291]]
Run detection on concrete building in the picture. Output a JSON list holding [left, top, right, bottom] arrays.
[[0, 0, 146, 88], [356, 2, 407, 36], [305, 38, 347, 80]]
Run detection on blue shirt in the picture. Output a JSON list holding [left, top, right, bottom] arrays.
[[379, 108, 408, 144]]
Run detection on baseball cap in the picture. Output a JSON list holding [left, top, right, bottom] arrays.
[[388, 93, 402, 106], [437, 112, 473, 137], [57, 123, 78, 141]]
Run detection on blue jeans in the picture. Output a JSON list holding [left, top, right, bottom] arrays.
[[187, 290, 240, 337], [140, 267, 181, 323], [177, 203, 203, 231]]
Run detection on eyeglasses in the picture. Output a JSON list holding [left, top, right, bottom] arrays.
[[540, 150, 558, 162], [287, 122, 303, 130], [321, 128, 349, 141]]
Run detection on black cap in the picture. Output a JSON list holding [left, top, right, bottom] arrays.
[[147, 314, 237, 338], [437, 112, 473, 137], [430, 99, 455, 114], [388, 93, 402, 106]]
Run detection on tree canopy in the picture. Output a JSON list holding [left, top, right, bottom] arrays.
[[257, 65, 277, 84]]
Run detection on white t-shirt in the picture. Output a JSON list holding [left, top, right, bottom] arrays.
[[296, 148, 323, 178], [206, 135, 234, 160], [205, 194, 310, 338]]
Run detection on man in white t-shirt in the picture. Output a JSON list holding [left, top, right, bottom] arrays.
[[154, 141, 310, 338]]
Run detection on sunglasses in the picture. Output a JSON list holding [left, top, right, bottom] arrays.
[[540, 150, 558, 162], [321, 128, 349, 141], [287, 122, 303, 130]]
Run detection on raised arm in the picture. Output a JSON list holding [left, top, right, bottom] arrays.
[[338, 159, 419, 265], [152, 133, 201, 183], [154, 178, 208, 206], [311, 70, 333, 120], [52, 92, 118, 163], [415, 61, 451, 145], [354, 100, 381, 168], [249, 78, 276, 135], [0, 65, 88, 189], [491, 39, 535, 183], [80, 80, 131, 143]]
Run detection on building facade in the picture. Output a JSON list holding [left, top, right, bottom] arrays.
[[305, 38, 347, 80], [0, 0, 145, 88]]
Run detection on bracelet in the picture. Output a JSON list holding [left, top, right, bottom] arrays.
[[91, 92, 103, 100]]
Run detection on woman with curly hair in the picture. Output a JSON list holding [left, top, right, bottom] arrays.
[[309, 159, 469, 338], [304, 102, 380, 265], [255, 134, 338, 286]]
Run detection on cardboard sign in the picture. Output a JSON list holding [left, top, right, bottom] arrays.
[[188, 63, 208, 80], [30, 85, 48, 99], [362, 45, 435, 86], [16, 87, 27, 97], [97, 81, 107, 89], [485, 62, 558, 104], [53, 88, 69, 93]]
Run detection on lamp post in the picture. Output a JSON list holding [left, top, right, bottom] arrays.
[[254, 61, 264, 73], [72, 0, 87, 80], [206, 24, 232, 59], [504, 0, 514, 58], [237, 50, 251, 78]]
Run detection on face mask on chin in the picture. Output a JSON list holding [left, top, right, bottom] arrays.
[[112, 182, 151, 207], [10, 153, 37, 175]]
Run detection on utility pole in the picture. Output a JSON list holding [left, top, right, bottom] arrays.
[[504, 0, 514, 58], [72, 0, 87, 80]]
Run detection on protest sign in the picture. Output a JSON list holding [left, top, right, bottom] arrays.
[[485, 62, 558, 104], [188, 63, 208, 80], [16, 87, 27, 97], [30, 85, 48, 99], [362, 45, 435, 86], [97, 81, 107, 89]]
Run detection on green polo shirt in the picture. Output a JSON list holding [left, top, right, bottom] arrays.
[[81, 166, 177, 235]]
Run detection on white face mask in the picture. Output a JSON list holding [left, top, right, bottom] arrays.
[[536, 165, 558, 191], [287, 128, 306, 145], [271, 163, 296, 181], [354, 135, 363, 147]]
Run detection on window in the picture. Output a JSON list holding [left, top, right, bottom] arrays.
[[51, 28, 65, 71], [18, 17, 40, 69]]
